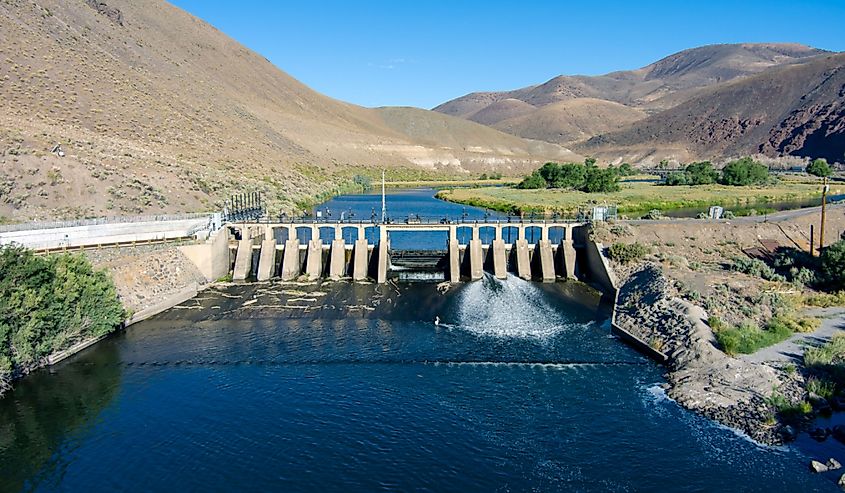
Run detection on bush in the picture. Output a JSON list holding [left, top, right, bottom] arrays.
[[805, 335, 845, 368], [806, 158, 832, 178], [821, 240, 845, 291], [607, 242, 648, 264], [664, 172, 687, 186], [352, 174, 372, 192], [719, 157, 770, 186], [767, 391, 813, 420], [803, 291, 845, 308], [642, 209, 662, 220], [807, 377, 836, 399], [731, 257, 786, 282], [715, 320, 793, 355], [517, 171, 546, 189], [0, 246, 125, 390]]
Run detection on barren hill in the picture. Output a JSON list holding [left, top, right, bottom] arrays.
[[0, 0, 575, 221], [434, 44, 827, 145], [580, 52, 845, 163], [492, 99, 646, 145]]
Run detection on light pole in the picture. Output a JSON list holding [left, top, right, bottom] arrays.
[[820, 176, 829, 253]]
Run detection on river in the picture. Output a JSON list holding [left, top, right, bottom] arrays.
[[0, 189, 839, 492]]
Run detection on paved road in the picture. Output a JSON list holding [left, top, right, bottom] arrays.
[[624, 201, 844, 226], [741, 307, 845, 364]]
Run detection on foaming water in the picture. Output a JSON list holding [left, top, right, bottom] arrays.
[[454, 274, 587, 340]]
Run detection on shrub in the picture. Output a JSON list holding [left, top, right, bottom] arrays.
[[719, 157, 770, 186], [664, 172, 687, 186], [806, 158, 832, 178], [803, 291, 845, 308], [805, 335, 845, 368], [607, 242, 648, 264], [0, 246, 125, 390], [723, 210, 735, 219], [767, 391, 813, 420], [642, 209, 662, 220], [821, 240, 845, 291], [352, 174, 372, 192], [715, 320, 794, 356], [807, 377, 836, 399], [731, 257, 786, 282], [517, 171, 546, 189]]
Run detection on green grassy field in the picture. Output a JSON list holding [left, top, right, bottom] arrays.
[[435, 176, 841, 216]]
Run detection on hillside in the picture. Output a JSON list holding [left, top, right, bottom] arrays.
[[434, 44, 827, 145], [492, 99, 647, 145], [0, 0, 575, 221], [580, 52, 845, 163]]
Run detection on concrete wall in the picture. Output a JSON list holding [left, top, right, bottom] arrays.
[[179, 228, 231, 282], [1, 217, 211, 250], [583, 241, 619, 298]]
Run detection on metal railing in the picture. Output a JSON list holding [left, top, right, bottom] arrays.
[[0, 212, 214, 233], [235, 214, 585, 226]]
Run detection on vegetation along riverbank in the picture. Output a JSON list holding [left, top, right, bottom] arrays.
[[0, 246, 125, 396], [436, 157, 841, 217]]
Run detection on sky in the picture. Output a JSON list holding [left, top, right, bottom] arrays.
[[170, 0, 845, 109]]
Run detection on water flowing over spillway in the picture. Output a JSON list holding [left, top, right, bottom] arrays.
[[455, 274, 593, 340]]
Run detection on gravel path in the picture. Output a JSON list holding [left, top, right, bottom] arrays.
[[741, 308, 845, 364]]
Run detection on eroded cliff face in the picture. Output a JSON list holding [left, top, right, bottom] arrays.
[[764, 102, 845, 162]]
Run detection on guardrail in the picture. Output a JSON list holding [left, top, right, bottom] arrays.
[[235, 215, 585, 226], [0, 212, 214, 233]]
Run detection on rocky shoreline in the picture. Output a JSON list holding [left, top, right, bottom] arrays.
[[614, 263, 805, 445]]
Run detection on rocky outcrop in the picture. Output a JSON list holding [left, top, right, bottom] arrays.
[[615, 263, 802, 444], [84, 0, 124, 26]]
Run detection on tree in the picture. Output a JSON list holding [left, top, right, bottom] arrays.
[[821, 240, 845, 290], [664, 172, 688, 186], [517, 171, 546, 189], [617, 163, 635, 176], [685, 161, 719, 185], [720, 157, 769, 186], [584, 157, 597, 167], [582, 166, 620, 193], [807, 158, 832, 178], [537, 162, 561, 185]]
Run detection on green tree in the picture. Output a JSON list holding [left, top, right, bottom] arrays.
[[664, 172, 688, 186], [685, 161, 719, 185], [582, 166, 620, 193], [821, 240, 845, 291], [0, 246, 125, 391], [720, 157, 769, 186], [517, 171, 546, 189], [584, 157, 597, 167], [807, 158, 832, 178], [537, 162, 561, 185], [617, 163, 635, 176]]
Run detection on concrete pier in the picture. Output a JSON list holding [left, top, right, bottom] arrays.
[[280, 238, 301, 281], [468, 225, 483, 281], [305, 239, 323, 279], [448, 239, 460, 283], [491, 239, 506, 279], [536, 240, 555, 282], [514, 239, 531, 280], [560, 239, 577, 279], [352, 239, 369, 281], [233, 238, 253, 281], [329, 238, 346, 280], [256, 238, 277, 281]]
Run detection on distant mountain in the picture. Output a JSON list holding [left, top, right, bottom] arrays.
[[0, 0, 575, 220], [579, 52, 845, 163], [433, 44, 828, 145]]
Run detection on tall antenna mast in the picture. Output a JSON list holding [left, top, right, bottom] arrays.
[[381, 169, 386, 223]]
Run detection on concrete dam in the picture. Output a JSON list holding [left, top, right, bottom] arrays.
[[179, 220, 618, 293]]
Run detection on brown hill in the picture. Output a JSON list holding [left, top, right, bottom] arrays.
[[0, 0, 575, 221], [492, 99, 646, 145], [579, 52, 845, 163], [434, 44, 827, 145]]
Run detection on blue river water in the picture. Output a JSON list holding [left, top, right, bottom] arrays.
[[0, 189, 840, 492]]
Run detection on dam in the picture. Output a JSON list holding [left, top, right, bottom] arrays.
[[178, 216, 617, 297]]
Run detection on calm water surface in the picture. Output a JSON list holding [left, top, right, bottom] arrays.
[[0, 189, 839, 492]]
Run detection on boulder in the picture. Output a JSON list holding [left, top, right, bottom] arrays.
[[839, 473, 845, 488], [811, 460, 829, 473], [810, 428, 830, 441], [833, 425, 845, 444], [831, 396, 845, 411], [781, 425, 798, 442], [829, 458, 843, 471]]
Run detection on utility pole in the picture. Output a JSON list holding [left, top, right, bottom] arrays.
[[820, 176, 829, 253], [381, 169, 386, 224]]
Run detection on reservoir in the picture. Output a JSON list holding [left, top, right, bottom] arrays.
[[0, 189, 837, 492]]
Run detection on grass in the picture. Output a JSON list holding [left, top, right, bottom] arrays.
[[712, 316, 819, 356], [767, 391, 813, 420], [802, 291, 845, 308], [807, 377, 836, 399], [805, 334, 845, 368], [435, 176, 841, 216]]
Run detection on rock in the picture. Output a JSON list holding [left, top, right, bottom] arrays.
[[781, 425, 799, 442], [833, 425, 845, 444], [839, 473, 845, 488], [829, 458, 842, 471], [811, 460, 829, 473], [831, 396, 845, 411], [810, 428, 830, 441]]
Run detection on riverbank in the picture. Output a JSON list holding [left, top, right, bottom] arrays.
[[436, 176, 840, 216]]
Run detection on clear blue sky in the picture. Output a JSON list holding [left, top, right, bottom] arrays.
[[170, 0, 845, 109]]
